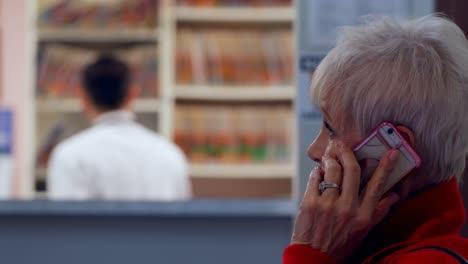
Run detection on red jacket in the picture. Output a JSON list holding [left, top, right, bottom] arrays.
[[283, 178, 468, 263]]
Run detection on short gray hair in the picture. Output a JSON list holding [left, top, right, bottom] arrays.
[[311, 15, 468, 184]]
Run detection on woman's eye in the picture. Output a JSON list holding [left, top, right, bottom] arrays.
[[324, 121, 335, 137]]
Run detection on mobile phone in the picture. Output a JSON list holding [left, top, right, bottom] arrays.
[[352, 122, 421, 194]]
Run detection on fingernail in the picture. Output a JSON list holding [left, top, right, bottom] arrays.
[[310, 167, 322, 178], [389, 149, 399, 162]]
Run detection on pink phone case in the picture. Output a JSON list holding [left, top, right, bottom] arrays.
[[352, 122, 421, 194]]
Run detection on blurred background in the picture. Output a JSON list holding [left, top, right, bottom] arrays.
[[8, 0, 296, 200], [0, 0, 466, 263]]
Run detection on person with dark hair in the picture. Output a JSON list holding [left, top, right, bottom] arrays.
[[48, 55, 191, 200], [82, 55, 132, 112]]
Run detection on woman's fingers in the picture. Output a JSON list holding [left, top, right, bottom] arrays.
[[371, 192, 400, 227], [321, 157, 342, 199], [334, 145, 361, 201], [304, 167, 323, 199], [291, 167, 323, 245], [360, 149, 399, 217]]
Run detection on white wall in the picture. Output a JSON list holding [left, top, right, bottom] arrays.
[[0, 0, 35, 199]]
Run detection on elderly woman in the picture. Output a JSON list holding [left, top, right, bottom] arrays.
[[284, 16, 468, 263]]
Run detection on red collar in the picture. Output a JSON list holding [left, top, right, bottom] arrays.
[[351, 178, 466, 262]]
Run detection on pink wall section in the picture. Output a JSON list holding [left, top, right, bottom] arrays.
[[0, 0, 35, 198]]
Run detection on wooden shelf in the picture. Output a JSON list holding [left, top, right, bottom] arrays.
[[175, 6, 294, 23], [133, 98, 162, 112], [34, 191, 48, 200], [36, 98, 161, 113], [36, 98, 81, 112], [175, 85, 295, 101], [189, 163, 294, 179], [39, 28, 160, 43]]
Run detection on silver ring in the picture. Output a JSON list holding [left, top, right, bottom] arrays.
[[319, 181, 340, 193]]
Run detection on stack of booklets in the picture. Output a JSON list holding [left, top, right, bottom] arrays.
[[37, 45, 159, 98], [176, 28, 293, 86], [177, 0, 291, 6], [38, 0, 159, 29], [174, 104, 292, 163]]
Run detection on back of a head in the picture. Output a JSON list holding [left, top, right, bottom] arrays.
[[311, 15, 468, 184], [82, 54, 130, 111]]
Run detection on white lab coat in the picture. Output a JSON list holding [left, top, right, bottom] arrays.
[[48, 110, 191, 200]]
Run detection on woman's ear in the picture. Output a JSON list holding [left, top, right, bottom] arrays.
[[396, 126, 415, 147]]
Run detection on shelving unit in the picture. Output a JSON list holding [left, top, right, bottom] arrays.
[[189, 163, 294, 179], [174, 85, 295, 101], [27, 0, 297, 199], [170, 1, 297, 198], [38, 29, 160, 43], [36, 98, 161, 113], [32, 0, 166, 198], [175, 6, 294, 23]]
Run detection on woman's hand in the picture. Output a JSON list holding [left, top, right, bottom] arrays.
[[291, 142, 400, 263]]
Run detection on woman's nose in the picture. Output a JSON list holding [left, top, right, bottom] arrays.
[[307, 134, 326, 163]]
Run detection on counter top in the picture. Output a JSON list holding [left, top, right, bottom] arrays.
[[0, 199, 296, 217]]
